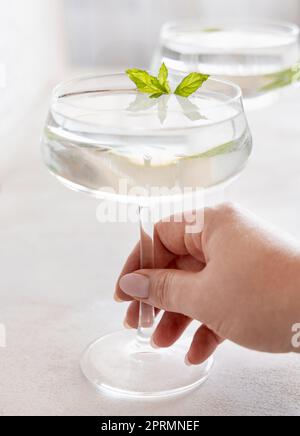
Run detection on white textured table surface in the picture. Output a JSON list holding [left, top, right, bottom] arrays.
[[0, 85, 300, 416]]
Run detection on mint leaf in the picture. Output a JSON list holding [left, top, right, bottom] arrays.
[[203, 27, 222, 32], [150, 76, 166, 92], [126, 64, 171, 98], [260, 63, 300, 92], [150, 92, 164, 99], [158, 63, 171, 94], [127, 65, 210, 100], [175, 73, 209, 97], [199, 141, 236, 158], [126, 69, 165, 95]]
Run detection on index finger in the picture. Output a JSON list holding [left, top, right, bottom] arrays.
[[115, 226, 176, 301], [115, 212, 206, 301]]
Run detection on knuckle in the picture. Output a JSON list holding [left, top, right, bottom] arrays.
[[152, 271, 175, 308], [205, 203, 238, 233], [217, 202, 238, 219]]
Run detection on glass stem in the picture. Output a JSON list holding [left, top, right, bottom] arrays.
[[136, 205, 155, 348]]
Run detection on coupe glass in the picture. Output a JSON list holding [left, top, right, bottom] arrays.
[[42, 74, 252, 397], [152, 20, 300, 110]]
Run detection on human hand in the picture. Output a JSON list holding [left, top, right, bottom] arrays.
[[115, 204, 300, 364]]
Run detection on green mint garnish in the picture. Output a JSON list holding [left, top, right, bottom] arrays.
[[203, 27, 222, 32], [126, 64, 209, 99], [158, 63, 171, 94], [260, 63, 300, 92], [174, 72, 210, 97], [149, 92, 164, 99], [126, 64, 171, 99]]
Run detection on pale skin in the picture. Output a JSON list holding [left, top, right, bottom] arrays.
[[115, 204, 300, 365]]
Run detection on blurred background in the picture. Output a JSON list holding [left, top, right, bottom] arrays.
[[64, 0, 300, 67]]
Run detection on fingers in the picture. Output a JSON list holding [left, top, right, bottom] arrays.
[[125, 302, 223, 366], [115, 212, 208, 302], [186, 325, 224, 365], [115, 227, 177, 302], [115, 228, 177, 302], [156, 214, 206, 264], [115, 243, 141, 302], [152, 312, 192, 348], [124, 300, 140, 328], [175, 254, 205, 272], [124, 301, 191, 347], [125, 301, 223, 366], [119, 268, 213, 322], [124, 300, 160, 329]]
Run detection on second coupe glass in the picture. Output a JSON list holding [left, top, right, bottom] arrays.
[[153, 20, 300, 109]]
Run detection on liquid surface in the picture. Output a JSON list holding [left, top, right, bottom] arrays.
[[43, 90, 252, 201], [158, 26, 299, 99]]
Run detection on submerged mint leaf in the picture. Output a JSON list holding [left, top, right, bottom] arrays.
[[199, 141, 236, 158], [175, 73, 210, 97], [203, 27, 222, 32], [260, 63, 300, 92], [181, 141, 237, 161]]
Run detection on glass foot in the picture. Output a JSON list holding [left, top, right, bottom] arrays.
[[80, 330, 214, 398]]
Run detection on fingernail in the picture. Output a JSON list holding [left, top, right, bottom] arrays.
[[119, 274, 149, 299], [123, 320, 132, 330], [151, 337, 160, 349], [114, 294, 122, 303], [185, 355, 192, 367]]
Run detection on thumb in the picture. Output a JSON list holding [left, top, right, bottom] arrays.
[[119, 269, 209, 320]]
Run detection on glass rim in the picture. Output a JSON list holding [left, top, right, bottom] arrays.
[[161, 18, 300, 38], [51, 73, 243, 131]]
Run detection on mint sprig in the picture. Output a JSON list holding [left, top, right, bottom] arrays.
[[126, 64, 209, 99], [126, 64, 171, 99]]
